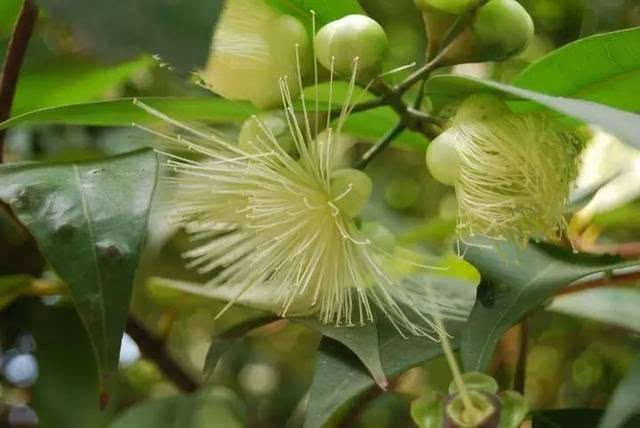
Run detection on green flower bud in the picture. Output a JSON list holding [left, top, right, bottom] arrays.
[[202, 0, 311, 108], [415, 0, 481, 15], [314, 15, 388, 76], [425, 128, 461, 186], [330, 168, 373, 218], [471, 0, 535, 60], [384, 177, 422, 209], [239, 111, 296, 155]]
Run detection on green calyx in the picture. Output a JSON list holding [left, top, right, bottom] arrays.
[[329, 168, 373, 218], [314, 14, 388, 76], [445, 391, 498, 427], [471, 0, 535, 60]]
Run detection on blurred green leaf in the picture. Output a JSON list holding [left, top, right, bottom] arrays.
[[0, 97, 258, 130], [460, 237, 640, 372], [0, 149, 158, 387], [548, 287, 640, 333], [0, 275, 32, 309], [31, 303, 107, 428], [304, 319, 462, 428], [513, 28, 640, 113], [34, 0, 223, 72], [265, 0, 364, 27], [426, 75, 640, 149], [11, 56, 152, 116], [109, 387, 246, 428], [600, 354, 640, 428], [0, 0, 20, 37]]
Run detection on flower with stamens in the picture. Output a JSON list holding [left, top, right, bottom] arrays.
[[138, 52, 469, 337], [200, 0, 311, 108], [426, 95, 583, 244]]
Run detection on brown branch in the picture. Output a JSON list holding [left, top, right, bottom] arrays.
[[126, 315, 200, 393], [555, 270, 640, 298], [513, 320, 528, 394], [0, 0, 39, 162]]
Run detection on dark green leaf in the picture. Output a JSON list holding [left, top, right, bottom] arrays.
[[33, 0, 223, 72], [532, 409, 603, 427], [297, 318, 387, 389], [0, 149, 158, 386], [11, 57, 151, 116], [600, 354, 640, 428], [460, 237, 640, 372], [425, 76, 640, 149], [549, 287, 640, 333], [31, 303, 106, 428], [513, 28, 640, 113], [109, 387, 246, 428], [304, 320, 462, 428]]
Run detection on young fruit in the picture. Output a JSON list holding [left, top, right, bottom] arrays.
[[414, 0, 480, 15], [471, 0, 535, 60], [314, 15, 388, 77]]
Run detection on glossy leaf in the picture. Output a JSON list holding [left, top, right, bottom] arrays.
[[34, 0, 223, 72], [460, 237, 640, 372], [0, 97, 425, 149], [425, 76, 640, 149], [600, 354, 640, 428], [513, 28, 640, 113], [109, 387, 246, 428], [0, 149, 158, 386], [304, 319, 463, 428], [549, 287, 640, 333]]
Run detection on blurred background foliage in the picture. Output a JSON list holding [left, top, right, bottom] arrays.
[[1, 0, 640, 427]]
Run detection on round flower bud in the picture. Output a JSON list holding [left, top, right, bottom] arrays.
[[471, 0, 535, 60], [414, 0, 481, 15], [330, 168, 373, 218], [384, 177, 421, 210], [314, 15, 388, 76], [361, 221, 395, 252], [425, 127, 461, 186], [239, 111, 295, 155]]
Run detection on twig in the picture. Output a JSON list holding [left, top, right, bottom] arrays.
[[356, 121, 406, 170], [513, 320, 528, 394], [126, 315, 200, 393], [555, 270, 640, 298], [0, 0, 39, 162]]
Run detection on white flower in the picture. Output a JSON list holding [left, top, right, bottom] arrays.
[[137, 32, 468, 339]]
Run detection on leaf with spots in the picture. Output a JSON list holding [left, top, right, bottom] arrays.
[[0, 149, 158, 388]]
